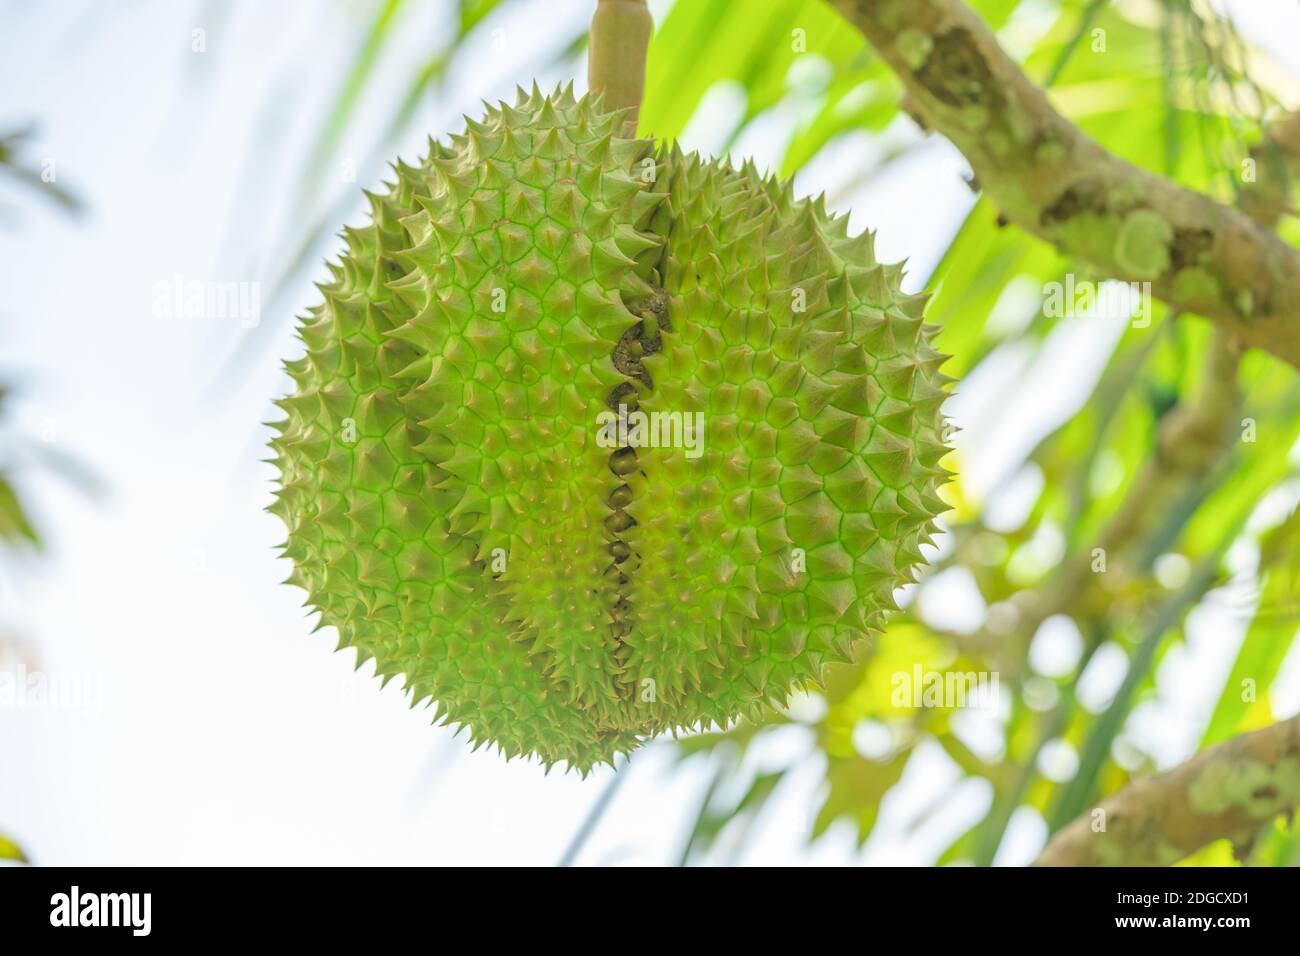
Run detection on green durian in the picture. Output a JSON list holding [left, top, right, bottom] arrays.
[[269, 83, 953, 772]]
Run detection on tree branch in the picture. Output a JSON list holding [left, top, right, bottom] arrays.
[[826, 0, 1300, 370], [1035, 716, 1300, 865], [1242, 110, 1300, 229]]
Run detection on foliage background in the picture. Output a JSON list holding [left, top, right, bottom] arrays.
[[1, 0, 1298, 865]]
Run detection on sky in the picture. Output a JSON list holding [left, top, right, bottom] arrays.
[[1, 0, 1298, 866]]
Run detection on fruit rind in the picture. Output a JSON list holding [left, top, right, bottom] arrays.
[[269, 84, 953, 772]]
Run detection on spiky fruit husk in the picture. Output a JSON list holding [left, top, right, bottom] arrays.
[[269, 84, 952, 772]]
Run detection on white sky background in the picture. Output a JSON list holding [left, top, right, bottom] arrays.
[[1, 0, 1297, 866]]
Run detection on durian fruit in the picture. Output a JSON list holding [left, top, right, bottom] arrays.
[[269, 84, 952, 772]]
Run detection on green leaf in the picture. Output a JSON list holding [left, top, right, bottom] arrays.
[[813, 751, 910, 846], [684, 769, 786, 864], [295, 0, 407, 209], [935, 818, 986, 866], [923, 199, 1068, 377], [1201, 507, 1300, 747], [0, 475, 39, 547], [0, 126, 83, 214], [0, 833, 28, 863], [1049, 550, 1225, 832], [641, 0, 879, 149], [779, 71, 901, 176]]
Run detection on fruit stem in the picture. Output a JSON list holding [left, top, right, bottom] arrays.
[[588, 0, 652, 129]]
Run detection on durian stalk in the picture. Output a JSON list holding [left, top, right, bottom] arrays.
[[588, 0, 652, 128]]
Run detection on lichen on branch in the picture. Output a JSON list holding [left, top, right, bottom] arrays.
[[827, 0, 1300, 370], [1035, 716, 1300, 866]]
